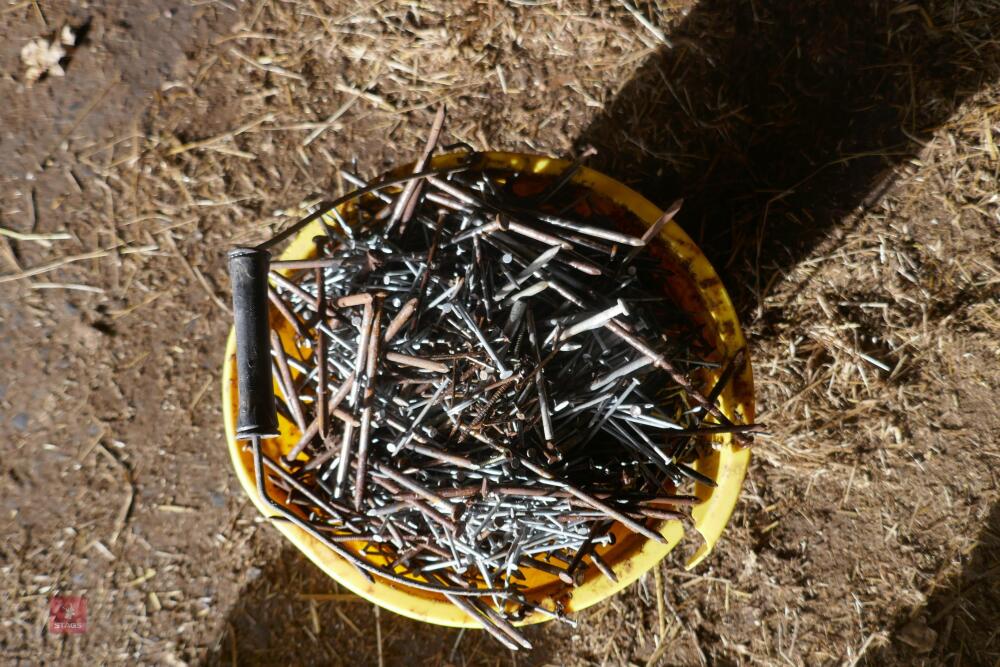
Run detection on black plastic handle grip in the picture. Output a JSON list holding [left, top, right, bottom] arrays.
[[229, 247, 279, 439]]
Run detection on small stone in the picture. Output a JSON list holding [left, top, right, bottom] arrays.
[[11, 413, 28, 431], [897, 615, 937, 654]]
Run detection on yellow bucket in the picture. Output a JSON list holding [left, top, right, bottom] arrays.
[[222, 151, 754, 627]]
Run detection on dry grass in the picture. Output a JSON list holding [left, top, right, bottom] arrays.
[[0, 0, 998, 665]]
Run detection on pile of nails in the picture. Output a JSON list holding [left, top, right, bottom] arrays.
[[251, 117, 759, 650]]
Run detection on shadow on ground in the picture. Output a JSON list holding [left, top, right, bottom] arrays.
[[202, 545, 557, 666], [580, 1, 1000, 664], [867, 501, 1000, 665], [576, 0, 1000, 319]]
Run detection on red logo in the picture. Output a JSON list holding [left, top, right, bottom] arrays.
[[49, 596, 87, 634]]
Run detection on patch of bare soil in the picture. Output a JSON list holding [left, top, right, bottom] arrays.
[[1, 1, 998, 666]]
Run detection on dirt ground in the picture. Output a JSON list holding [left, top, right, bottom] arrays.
[[1, 1, 998, 665]]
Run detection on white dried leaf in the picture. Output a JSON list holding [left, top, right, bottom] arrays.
[[20, 38, 67, 85], [60, 25, 77, 47]]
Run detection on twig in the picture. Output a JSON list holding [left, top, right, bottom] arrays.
[[374, 604, 384, 667], [30, 0, 45, 26], [844, 632, 887, 667], [295, 593, 362, 602], [644, 621, 675, 667], [616, 0, 673, 48], [0, 242, 156, 284], [166, 112, 277, 156], [160, 231, 231, 313], [188, 376, 215, 414], [230, 48, 304, 81], [30, 282, 103, 293], [301, 93, 360, 146], [654, 565, 666, 646], [302, 71, 383, 147], [0, 227, 71, 245], [227, 622, 237, 667], [97, 443, 135, 546], [0, 236, 23, 272]]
